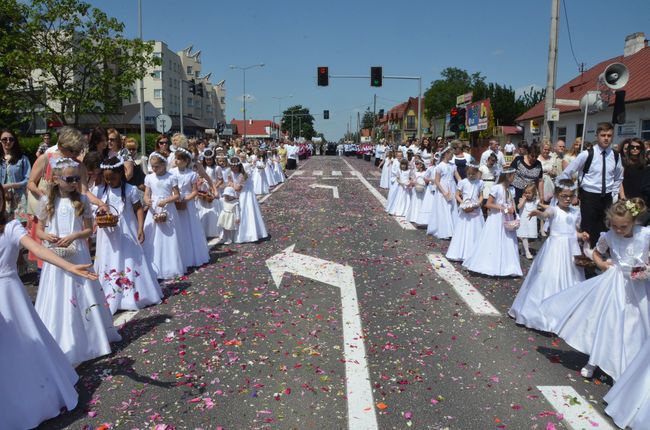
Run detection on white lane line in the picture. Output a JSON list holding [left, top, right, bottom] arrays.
[[313, 170, 323, 176], [332, 170, 342, 176], [370, 171, 381, 177], [428, 253, 500, 316], [341, 159, 415, 230], [258, 167, 306, 204], [537, 386, 614, 430], [114, 310, 139, 326], [292, 170, 305, 175]]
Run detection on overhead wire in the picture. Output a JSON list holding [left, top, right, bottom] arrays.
[[562, 0, 582, 71]]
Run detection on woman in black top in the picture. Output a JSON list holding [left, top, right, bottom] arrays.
[[510, 142, 544, 202], [621, 138, 650, 205]]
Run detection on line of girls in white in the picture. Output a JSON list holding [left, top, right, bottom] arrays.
[[381, 144, 650, 429]]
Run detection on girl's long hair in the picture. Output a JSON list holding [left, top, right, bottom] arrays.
[[0, 129, 23, 164]]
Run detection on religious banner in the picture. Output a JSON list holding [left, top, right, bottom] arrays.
[[466, 99, 491, 132]]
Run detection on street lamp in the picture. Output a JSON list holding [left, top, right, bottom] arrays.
[[230, 63, 265, 143], [272, 94, 292, 140]]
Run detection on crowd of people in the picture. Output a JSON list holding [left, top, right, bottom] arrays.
[[0, 125, 301, 429], [375, 123, 650, 429]]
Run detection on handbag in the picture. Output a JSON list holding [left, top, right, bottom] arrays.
[[43, 199, 80, 260]]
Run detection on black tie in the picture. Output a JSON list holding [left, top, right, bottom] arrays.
[[601, 150, 606, 195]]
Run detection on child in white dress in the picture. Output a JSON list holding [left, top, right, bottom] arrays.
[[252, 150, 270, 195], [508, 179, 586, 331], [463, 169, 523, 277], [228, 157, 268, 243], [379, 150, 393, 189], [516, 182, 540, 259], [387, 159, 412, 216], [197, 148, 222, 238], [414, 160, 436, 226], [265, 150, 277, 187], [218, 187, 240, 244], [408, 160, 427, 224], [385, 151, 403, 210], [540, 198, 650, 380], [0, 185, 102, 429], [93, 157, 162, 314], [271, 150, 285, 184], [35, 158, 121, 364], [427, 147, 461, 239], [143, 152, 186, 279], [170, 148, 210, 268], [446, 164, 484, 261]]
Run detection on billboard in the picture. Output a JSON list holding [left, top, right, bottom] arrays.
[[466, 99, 491, 132]]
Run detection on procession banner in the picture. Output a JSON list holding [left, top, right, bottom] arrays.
[[466, 99, 491, 132]]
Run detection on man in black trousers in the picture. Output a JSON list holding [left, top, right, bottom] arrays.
[[559, 122, 624, 247]]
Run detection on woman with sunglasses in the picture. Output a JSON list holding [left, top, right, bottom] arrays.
[[0, 130, 31, 225], [620, 138, 650, 205], [106, 128, 134, 181]]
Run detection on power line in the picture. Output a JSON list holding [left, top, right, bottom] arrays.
[[562, 0, 582, 71]]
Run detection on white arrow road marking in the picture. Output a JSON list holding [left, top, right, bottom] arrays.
[[428, 254, 500, 316], [292, 170, 305, 175], [266, 245, 378, 430], [309, 183, 340, 198], [113, 310, 138, 326], [537, 386, 614, 430], [313, 170, 323, 176], [332, 170, 342, 176]]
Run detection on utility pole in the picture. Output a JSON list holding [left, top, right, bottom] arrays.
[[137, 0, 146, 156], [543, 0, 559, 142], [372, 94, 377, 142], [357, 111, 360, 141], [179, 80, 184, 135]]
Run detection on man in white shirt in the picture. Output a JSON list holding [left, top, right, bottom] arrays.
[[286, 142, 299, 169], [558, 122, 623, 247], [504, 140, 516, 155], [479, 140, 506, 168]]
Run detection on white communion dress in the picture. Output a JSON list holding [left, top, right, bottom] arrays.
[[252, 160, 270, 195], [388, 169, 412, 217], [197, 164, 223, 238], [143, 172, 186, 279], [380, 158, 392, 189], [427, 161, 458, 239], [93, 183, 162, 314], [540, 226, 650, 381], [0, 220, 79, 429], [446, 178, 485, 261], [414, 165, 436, 226], [508, 206, 584, 330], [272, 156, 285, 184], [385, 161, 401, 212], [407, 170, 427, 223], [517, 199, 539, 239], [230, 171, 268, 243], [265, 158, 277, 187], [35, 196, 121, 364]]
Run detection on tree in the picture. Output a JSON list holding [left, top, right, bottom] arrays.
[[281, 105, 316, 140], [518, 86, 546, 111], [423, 67, 485, 120], [361, 108, 375, 130], [9, 0, 159, 127]]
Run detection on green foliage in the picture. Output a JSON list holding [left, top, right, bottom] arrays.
[[281, 105, 316, 140], [5, 0, 160, 128], [424, 68, 485, 119], [361, 108, 375, 130], [125, 132, 160, 154]]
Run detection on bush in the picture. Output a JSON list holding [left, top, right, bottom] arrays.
[[125, 132, 159, 154], [17, 134, 57, 163]]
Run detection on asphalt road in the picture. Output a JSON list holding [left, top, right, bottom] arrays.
[[36, 155, 615, 430]]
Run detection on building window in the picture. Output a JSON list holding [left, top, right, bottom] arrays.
[[206, 105, 212, 113], [151, 70, 162, 79], [153, 52, 162, 58], [187, 97, 193, 107], [154, 89, 163, 99], [556, 126, 567, 142], [186, 65, 192, 75], [406, 115, 416, 130], [576, 123, 583, 140], [220, 97, 225, 104], [195, 71, 200, 78], [642, 120, 650, 141]]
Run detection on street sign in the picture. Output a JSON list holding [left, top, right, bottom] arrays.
[[456, 92, 473, 106], [547, 108, 560, 121], [530, 119, 541, 134], [466, 99, 490, 132], [156, 114, 172, 133]]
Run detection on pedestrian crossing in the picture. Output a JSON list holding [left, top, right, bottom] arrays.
[[293, 170, 379, 178]]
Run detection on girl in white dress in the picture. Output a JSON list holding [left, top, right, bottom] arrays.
[[143, 152, 186, 280], [228, 157, 268, 243], [408, 160, 427, 224], [427, 147, 461, 239], [508, 179, 587, 331], [0, 186, 101, 429], [540, 198, 650, 380], [385, 151, 403, 211], [446, 164, 485, 261], [414, 160, 436, 227], [604, 339, 650, 429], [170, 148, 210, 268], [251, 150, 270, 195], [516, 182, 540, 260], [93, 157, 162, 314], [35, 158, 121, 364], [387, 159, 413, 217], [218, 187, 240, 245], [479, 153, 499, 204], [379, 150, 393, 189], [463, 169, 523, 277], [197, 148, 222, 238], [271, 149, 285, 184], [265, 150, 277, 187]]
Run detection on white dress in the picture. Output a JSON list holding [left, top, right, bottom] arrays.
[[408, 171, 427, 223], [0, 220, 79, 429], [427, 162, 457, 239], [93, 184, 162, 314], [388, 170, 412, 216], [143, 172, 186, 279], [35, 196, 121, 364], [265, 159, 277, 187], [218, 200, 240, 231], [385, 162, 401, 212], [540, 226, 650, 381], [230, 171, 268, 243], [170, 167, 210, 268], [197, 165, 223, 238], [604, 340, 650, 429], [380, 158, 392, 189], [414, 165, 436, 226], [252, 161, 269, 195], [508, 206, 584, 330], [517, 199, 539, 239], [272, 156, 285, 184], [446, 178, 485, 261], [463, 184, 523, 277]]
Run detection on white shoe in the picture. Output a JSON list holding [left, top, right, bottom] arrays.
[[224, 240, 232, 245], [580, 364, 596, 378]]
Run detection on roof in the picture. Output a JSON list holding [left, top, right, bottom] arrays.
[[501, 125, 523, 135], [230, 119, 279, 137], [517, 46, 650, 121], [388, 102, 408, 120]]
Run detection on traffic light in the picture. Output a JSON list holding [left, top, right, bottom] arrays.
[[323, 110, 329, 119], [457, 107, 466, 132], [378, 109, 384, 119], [370, 66, 382, 87], [449, 107, 459, 133], [197, 83, 203, 97], [317, 67, 329, 86], [188, 78, 196, 95]]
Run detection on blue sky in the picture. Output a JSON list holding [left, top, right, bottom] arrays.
[[88, 0, 649, 140]]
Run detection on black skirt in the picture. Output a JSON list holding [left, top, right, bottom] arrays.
[[286, 158, 297, 170]]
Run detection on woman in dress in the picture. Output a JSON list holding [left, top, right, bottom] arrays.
[[427, 146, 461, 239], [227, 157, 268, 243], [510, 142, 544, 204], [538, 141, 557, 203], [197, 148, 223, 238], [446, 164, 484, 261], [451, 143, 471, 179], [562, 137, 582, 170], [106, 128, 134, 180]]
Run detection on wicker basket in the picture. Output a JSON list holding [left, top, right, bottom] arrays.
[[574, 255, 596, 269], [414, 184, 426, 193], [95, 204, 119, 228], [153, 210, 168, 223], [197, 191, 214, 203], [175, 200, 187, 210], [44, 241, 79, 259]]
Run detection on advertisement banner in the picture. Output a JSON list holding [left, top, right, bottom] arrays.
[[466, 99, 491, 132]]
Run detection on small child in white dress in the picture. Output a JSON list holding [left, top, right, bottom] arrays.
[[387, 159, 412, 216], [197, 148, 222, 238], [218, 187, 240, 244], [379, 150, 393, 190], [427, 146, 461, 239], [446, 164, 484, 261], [35, 158, 121, 364], [516, 182, 541, 259]]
